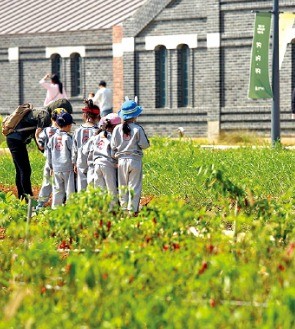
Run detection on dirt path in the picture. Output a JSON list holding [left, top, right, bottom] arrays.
[[0, 184, 40, 199]]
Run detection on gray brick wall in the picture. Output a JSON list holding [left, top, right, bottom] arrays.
[[134, 49, 156, 108], [128, 0, 214, 137], [9, 60, 20, 108], [123, 52, 136, 103], [126, 0, 295, 137], [1, 0, 295, 138], [219, 1, 295, 134], [0, 29, 113, 117]]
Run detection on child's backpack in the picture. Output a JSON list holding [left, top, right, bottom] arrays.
[[2, 103, 34, 136]]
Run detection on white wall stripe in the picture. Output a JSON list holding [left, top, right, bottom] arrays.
[[46, 46, 86, 58], [113, 37, 134, 57], [113, 43, 123, 57], [145, 34, 198, 50], [207, 33, 220, 48], [8, 47, 19, 61], [122, 37, 135, 52]]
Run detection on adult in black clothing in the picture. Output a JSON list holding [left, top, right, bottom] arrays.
[[6, 99, 72, 201]]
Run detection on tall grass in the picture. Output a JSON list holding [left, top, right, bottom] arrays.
[[144, 138, 295, 206], [0, 145, 45, 186], [1, 137, 295, 205]]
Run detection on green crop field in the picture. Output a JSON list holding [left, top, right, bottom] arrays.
[[0, 138, 295, 328]]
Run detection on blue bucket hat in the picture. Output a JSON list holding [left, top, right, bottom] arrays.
[[118, 100, 143, 120]]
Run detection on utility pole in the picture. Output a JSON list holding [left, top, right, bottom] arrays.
[[271, 0, 280, 144]]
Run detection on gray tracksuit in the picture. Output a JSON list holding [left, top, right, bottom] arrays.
[[72, 125, 98, 191], [91, 131, 118, 196], [37, 126, 58, 203], [82, 136, 96, 187], [111, 123, 150, 212], [47, 130, 75, 208]]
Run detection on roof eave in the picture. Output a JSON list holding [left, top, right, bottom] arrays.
[[122, 0, 174, 38]]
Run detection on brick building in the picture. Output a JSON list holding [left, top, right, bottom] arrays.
[[0, 0, 295, 138]]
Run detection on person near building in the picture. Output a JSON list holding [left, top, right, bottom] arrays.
[[6, 99, 72, 202], [111, 99, 150, 216], [93, 80, 113, 117], [39, 73, 68, 106]]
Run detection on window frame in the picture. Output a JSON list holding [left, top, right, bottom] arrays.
[[50, 53, 62, 80], [177, 44, 190, 108], [155, 46, 168, 108], [70, 52, 82, 97]]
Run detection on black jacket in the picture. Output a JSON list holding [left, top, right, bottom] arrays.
[[7, 109, 51, 143], [6, 98, 73, 143]]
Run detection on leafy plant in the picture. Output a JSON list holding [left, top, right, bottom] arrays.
[[0, 138, 295, 328]]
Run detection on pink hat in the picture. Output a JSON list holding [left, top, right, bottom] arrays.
[[105, 113, 121, 125]]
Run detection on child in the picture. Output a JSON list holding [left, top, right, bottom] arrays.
[[72, 99, 100, 191], [111, 99, 150, 215], [88, 92, 95, 99], [81, 115, 112, 188], [81, 136, 96, 188], [34, 108, 65, 210], [91, 113, 121, 198], [47, 112, 75, 209]]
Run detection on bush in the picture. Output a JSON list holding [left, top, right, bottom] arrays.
[[0, 139, 295, 327]]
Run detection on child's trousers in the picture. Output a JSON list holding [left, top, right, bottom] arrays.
[[87, 166, 95, 188], [38, 160, 52, 203], [52, 171, 75, 208], [76, 167, 88, 192], [117, 158, 142, 213], [94, 164, 117, 196]]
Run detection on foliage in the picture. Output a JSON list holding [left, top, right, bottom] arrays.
[[0, 147, 45, 186], [144, 138, 295, 205], [216, 130, 266, 145], [0, 115, 5, 146], [0, 138, 295, 327]]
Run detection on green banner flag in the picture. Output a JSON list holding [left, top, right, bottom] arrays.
[[248, 12, 273, 99]]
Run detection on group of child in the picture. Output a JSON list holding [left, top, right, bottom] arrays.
[[35, 97, 150, 215]]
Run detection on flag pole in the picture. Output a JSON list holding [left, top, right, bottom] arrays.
[[271, 0, 280, 145]]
